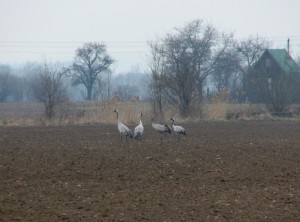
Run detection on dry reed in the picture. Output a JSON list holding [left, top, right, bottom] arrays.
[[0, 100, 299, 126]]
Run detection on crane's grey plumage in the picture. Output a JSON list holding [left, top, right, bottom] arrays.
[[151, 115, 172, 144], [134, 112, 144, 141], [171, 117, 186, 141], [114, 109, 133, 141]]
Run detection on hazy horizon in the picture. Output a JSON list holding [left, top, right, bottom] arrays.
[[1, 0, 300, 73]]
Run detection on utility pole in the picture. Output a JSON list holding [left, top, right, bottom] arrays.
[[287, 38, 290, 55]]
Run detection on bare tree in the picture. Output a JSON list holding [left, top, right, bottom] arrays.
[[235, 36, 271, 102], [115, 85, 139, 101], [22, 62, 40, 101], [147, 19, 233, 117], [147, 40, 165, 117], [0, 65, 24, 102], [70, 42, 114, 100], [93, 70, 112, 101], [31, 60, 69, 119], [0, 65, 11, 102], [210, 36, 240, 94]]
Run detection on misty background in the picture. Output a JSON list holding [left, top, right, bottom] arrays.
[[1, 0, 300, 119]]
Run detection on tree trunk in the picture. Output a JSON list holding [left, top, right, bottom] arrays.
[[87, 86, 92, 101], [180, 104, 190, 118], [180, 95, 190, 118]]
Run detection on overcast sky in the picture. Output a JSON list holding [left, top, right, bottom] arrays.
[[1, 0, 300, 73]]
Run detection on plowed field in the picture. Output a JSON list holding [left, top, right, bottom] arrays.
[[1, 121, 300, 221]]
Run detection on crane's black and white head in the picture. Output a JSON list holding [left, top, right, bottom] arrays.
[[140, 112, 143, 117], [113, 109, 119, 119], [171, 117, 175, 122]]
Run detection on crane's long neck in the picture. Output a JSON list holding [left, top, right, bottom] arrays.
[[116, 111, 120, 123], [171, 119, 175, 129]]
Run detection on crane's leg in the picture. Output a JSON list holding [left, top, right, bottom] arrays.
[[164, 133, 169, 144], [138, 135, 142, 147]]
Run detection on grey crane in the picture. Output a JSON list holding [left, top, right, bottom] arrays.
[[113, 109, 133, 141], [151, 115, 172, 144], [134, 112, 144, 141], [170, 117, 186, 141]]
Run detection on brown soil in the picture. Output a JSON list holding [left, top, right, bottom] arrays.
[[0, 121, 300, 221]]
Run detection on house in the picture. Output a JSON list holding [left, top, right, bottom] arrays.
[[248, 49, 300, 103], [253, 49, 300, 76]]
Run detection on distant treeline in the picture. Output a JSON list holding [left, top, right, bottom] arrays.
[[0, 64, 149, 102]]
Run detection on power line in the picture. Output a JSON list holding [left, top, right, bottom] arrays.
[[0, 36, 300, 56], [0, 40, 149, 55], [0, 51, 147, 54], [0, 41, 147, 45]]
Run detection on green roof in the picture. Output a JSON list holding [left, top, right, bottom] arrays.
[[267, 49, 300, 73]]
